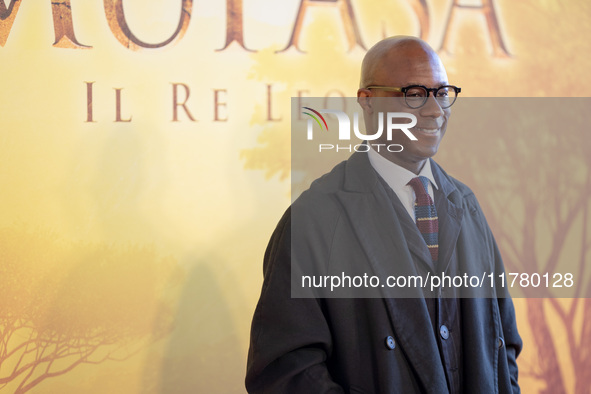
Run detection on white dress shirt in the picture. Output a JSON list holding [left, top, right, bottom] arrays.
[[367, 147, 438, 223]]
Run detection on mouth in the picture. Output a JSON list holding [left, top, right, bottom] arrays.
[[414, 127, 440, 135]]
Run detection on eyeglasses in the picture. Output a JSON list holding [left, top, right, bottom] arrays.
[[365, 85, 461, 109]]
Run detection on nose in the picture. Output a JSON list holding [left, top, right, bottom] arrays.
[[420, 94, 445, 118]]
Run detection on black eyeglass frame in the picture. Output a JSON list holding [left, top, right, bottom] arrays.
[[364, 85, 462, 109]]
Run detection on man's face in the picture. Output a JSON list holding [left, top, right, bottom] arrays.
[[360, 46, 451, 172]]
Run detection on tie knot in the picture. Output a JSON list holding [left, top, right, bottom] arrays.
[[408, 176, 430, 197]]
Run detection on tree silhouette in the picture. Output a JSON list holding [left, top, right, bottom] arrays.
[[437, 98, 591, 394], [0, 226, 181, 393]]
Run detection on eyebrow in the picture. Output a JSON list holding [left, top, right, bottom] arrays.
[[405, 81, 449, 86]]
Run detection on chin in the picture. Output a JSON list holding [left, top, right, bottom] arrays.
[[412, 146, 439, 159]]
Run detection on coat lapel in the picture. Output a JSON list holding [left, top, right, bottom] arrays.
[[431, 162, 464, 274], [335, 152, 448, 393]]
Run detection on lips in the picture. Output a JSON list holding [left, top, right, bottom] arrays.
[[414, 127, 439, 135]]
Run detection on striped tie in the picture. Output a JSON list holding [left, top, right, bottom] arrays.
[[408, 176, 439, 262]]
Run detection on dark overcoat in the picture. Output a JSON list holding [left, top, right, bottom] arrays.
[[246, 152, 522, 393]]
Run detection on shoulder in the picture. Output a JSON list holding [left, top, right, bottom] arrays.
[[431, 160, 482, 212], [264, 160, 355, 277], [303, 159, 348, 195], [290, 160, 349, 234], [292, 158, 353, 212], [449, 177, 483, 212], [449, 176, 474, 199], [279, 153, 376, 246]]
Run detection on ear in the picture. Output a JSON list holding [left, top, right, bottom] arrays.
[[357, 89, 373, 114]]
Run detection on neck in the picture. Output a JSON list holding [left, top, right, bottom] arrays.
[[378, 151, 426, 175]]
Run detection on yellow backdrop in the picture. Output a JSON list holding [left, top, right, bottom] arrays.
[[1, 0, 589, 392]]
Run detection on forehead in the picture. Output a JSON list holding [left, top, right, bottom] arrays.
[[374, 46, 448, 87]]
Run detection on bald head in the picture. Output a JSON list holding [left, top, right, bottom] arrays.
[[359, 36, 446, 89]]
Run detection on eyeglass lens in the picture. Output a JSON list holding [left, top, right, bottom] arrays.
[[405, 86, 457, 108]]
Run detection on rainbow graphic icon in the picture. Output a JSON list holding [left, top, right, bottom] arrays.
[[302, 107, 328, 139]]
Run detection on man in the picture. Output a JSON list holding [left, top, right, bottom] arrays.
[[246, 36, 522, 393]]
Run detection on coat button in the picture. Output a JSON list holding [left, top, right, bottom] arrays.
[[440, 325, 449, 340], [385, 336, 396, 350], [498, 337, 505, 349]]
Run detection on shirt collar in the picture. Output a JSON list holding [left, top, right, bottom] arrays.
[[367, 147, 438, 191]]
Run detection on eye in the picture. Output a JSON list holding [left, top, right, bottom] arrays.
[[406, 88, 425, 97]]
